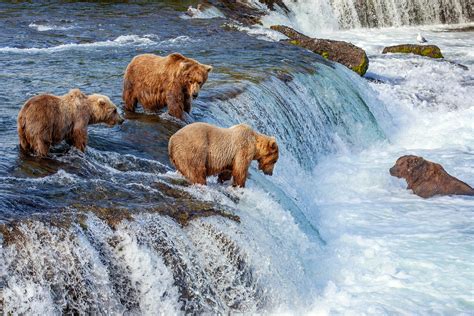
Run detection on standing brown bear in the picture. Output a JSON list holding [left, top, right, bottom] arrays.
[[168, 122, 279, 187], [17, 89, 124, 157], [390, 155, 474, 198], [123, 53, 212, 120]]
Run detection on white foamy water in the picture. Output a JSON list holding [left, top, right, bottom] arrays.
[[0, 34, 194, 53], [233, 5, 474, 311], [180, 5, 225, 20], [3, 3, 473, 313], [28, 22, 74, 32], [265, 26, 473, 314], [255, 0, 471, 29]]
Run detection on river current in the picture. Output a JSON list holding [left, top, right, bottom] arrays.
[[1, 1, 473, 314]]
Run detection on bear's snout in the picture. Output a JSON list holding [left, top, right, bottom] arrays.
[[192, 93, 199, 99], [264, 170, 273, 176], [390, 165, 400, 177]]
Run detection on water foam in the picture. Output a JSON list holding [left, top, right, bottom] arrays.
[[0, 34, 194, 53], [256, 0, 472, 30], [28, 22, 74, 32]]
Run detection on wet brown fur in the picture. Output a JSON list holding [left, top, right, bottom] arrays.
[[168, 122, 279, 187], [17, 89, 124, 157], [123, 53, 212, 120], [390, 155, 474, 198]]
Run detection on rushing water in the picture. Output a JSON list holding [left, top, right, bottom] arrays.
[[1, 1, 474, 315], [258, 0, 473, 29]]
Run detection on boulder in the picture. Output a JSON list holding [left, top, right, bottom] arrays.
[[202, 0, 288, 25], [382, 44, 444, 59], [270, 25, 369, 76], [259, 0, 289, 11]]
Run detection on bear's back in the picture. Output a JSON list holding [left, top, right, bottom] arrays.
[[20, 94, 62, 118]]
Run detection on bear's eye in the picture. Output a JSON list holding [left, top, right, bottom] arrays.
[[113, 109, 117, 114]]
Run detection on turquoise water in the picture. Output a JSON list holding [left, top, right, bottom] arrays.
[[1, 2, 473, 314]]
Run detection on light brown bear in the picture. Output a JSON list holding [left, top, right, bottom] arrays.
[[123, 53, 212, 120], [17, 89, 124, 157], [390, 155, 474, 198], [168, 122, 279, 187]]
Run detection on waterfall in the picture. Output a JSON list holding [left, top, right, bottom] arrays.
[[261, 0, 473, 30], [331, 0, 473, 28], [2, 58, 389, 314]]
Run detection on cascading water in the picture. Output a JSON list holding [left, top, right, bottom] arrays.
[[1, 58, 387, 313], [259, 0, 473, 30], [1, 1, 473, 314]]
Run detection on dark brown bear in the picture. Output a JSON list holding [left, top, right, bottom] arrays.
[[17, 89, 124, 157], [123, 53, 212, 120], [390, 155, 474, 198]]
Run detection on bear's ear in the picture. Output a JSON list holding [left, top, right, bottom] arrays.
[[269, 137, 277, 150], [413, 157, 424, 167], [69, 89, 86, 99], [180, 61, 194, 71], [204, 65, 213, 73], [98, 98, 107, 106]]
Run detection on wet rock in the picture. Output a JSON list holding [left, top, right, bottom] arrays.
[[202, 0, 288, 25], [0, 222, 26, 246], [71, 204, 134, 230], [270, 25, 369, 76], [275, 70, 294, 83], [389, 155, 474, 198], [204, 0, 265, 25], [382, 44, 444, 59], [258, 0, 289, 12]]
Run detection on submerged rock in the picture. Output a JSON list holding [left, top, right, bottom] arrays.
[[270, 25, 369, 76], [382, 44, 444, 59]]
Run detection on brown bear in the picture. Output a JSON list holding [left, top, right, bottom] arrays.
[[17, 89, 124, 157], [389, 155, 474, 198], [168, 122, 279, 187], [123, 53, 212, 120]]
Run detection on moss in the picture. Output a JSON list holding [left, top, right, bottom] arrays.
[[321, 51, 329, 59], [382, 44, 444, 59], [421, 47, 443, 58], [289, 40, 300, 45], [352, 55, 369, 76]]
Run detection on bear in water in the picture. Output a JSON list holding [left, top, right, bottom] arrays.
[[390, 155, 474, 198], [17, 89, 124, 157], [123, 53, 212, 120], [168, 122, 279, 187]]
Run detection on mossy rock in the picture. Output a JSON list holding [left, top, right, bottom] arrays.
[[271, 25, 369, 76], [382, 44, 444, 59]]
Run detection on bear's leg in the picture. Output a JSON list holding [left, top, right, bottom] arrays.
[[232, 154, 252, 188], [183, 95, 192, 113], [123, 95, 137, 112], [183, 156, 207, 185], [72, 126, 88, 152], [35, 139, 50, 158], [189, 171, 207, 185], [123, 79, 137, 112], [218, 170, 232, 184], [17, 126, 30, 152], [166, 89, 185, 120]]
